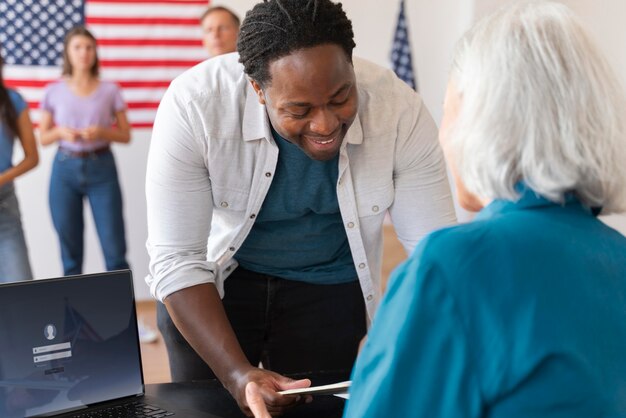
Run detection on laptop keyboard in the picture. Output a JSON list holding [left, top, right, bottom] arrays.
[[70, 401, 174, 417]]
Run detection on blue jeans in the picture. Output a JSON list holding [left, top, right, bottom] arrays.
[[0, 184, 33, 282], [49, 149, 129, 275]]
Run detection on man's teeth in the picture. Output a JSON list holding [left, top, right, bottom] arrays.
[[313, 138, 334, 144]]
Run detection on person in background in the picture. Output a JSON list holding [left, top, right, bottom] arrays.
[[146, 0, 455, 415], [200, 6, 240, 57], [155, 0, 242, 382], [248, 2, 626, 417], [0, 49, 38, 283], [39, 26, 131, 276]]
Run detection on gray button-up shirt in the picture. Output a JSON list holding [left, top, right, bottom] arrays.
[[146, 52, 456, 320]]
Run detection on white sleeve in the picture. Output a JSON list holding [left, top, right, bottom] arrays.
[[389, 87, 457, 253], [145, 83, 216, 302]]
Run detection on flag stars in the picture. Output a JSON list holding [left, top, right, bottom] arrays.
[[390, 0, 417, 90], [1, 0, 82, 66]]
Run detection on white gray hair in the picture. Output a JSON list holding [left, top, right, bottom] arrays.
[[448, 1, 626, 213]]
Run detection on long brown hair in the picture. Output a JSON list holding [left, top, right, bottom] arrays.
[[61, 26, 100, 77], [0, 49, 19, 138]]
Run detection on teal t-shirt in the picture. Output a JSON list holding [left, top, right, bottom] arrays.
[[235, 129, 357, 284]]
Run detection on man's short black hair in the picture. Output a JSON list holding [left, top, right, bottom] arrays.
[[237, 0, 355, 88]]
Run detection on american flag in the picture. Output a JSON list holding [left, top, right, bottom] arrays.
[[0, 0, 209, 129], [390, 0, 417, 91]]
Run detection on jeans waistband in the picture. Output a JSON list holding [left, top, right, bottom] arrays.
[[58, 145, 111, 158]]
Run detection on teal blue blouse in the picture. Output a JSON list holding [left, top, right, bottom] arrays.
[[344, 187, 626, 418]]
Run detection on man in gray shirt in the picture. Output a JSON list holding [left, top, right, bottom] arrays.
[[146, 0, 456, 415]]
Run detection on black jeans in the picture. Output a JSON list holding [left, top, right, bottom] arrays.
[[157, 267, 367, 382]]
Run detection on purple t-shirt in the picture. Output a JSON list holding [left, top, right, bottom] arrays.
[[40, 80, 126, 152]]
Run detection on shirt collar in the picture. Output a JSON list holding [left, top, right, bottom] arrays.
[[475, 182, 597, 221], [344, 112, 363, 145], [242, 80, 271, 142]]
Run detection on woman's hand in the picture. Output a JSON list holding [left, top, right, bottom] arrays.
[[57, 126, 80, 142], [80, 125, 102, 141]]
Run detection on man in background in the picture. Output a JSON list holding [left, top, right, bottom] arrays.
[[200, 6, 240, 57], [154, 2, 243, 383]]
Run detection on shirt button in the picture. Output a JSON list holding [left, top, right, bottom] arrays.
[[229, 247, 235, 251], [249, 214, 256, 219], [366, 295, 373, 301], [347, 222, 355, 228], [265, 172, 272, 177], [358, 263, 366, 269], [220, 201, 228, 208], [372, 205, 379, 212]]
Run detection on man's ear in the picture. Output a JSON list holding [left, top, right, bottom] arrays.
[[250, 79, 266, 105]]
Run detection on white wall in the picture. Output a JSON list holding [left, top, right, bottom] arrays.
[[14, 0, 626, 299], [472, 0, 626, 235]]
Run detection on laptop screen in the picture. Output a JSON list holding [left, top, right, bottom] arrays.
[[0, 271, 144, 418]]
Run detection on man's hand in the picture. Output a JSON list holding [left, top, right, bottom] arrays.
[[245, 382, 271, 418], [232, 368, 310, 417]]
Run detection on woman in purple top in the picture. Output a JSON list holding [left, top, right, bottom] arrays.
[[0, 49, 39, 282], [39, 26, 131, 275]]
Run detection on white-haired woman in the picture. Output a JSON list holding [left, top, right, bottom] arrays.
[[339, 2, 626, 418]]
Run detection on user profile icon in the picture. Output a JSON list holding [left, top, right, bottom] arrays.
[[44, 324, 57, 340]]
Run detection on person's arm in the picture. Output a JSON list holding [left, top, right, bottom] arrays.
[[81, 110, 131, 143], [388, 85, 457, 254], [38, 110, 78, 146], [343, 239, 482, 418], [0, 108, 39, 187], [146, 85, 308, 416], [165, 284, 310, 416]]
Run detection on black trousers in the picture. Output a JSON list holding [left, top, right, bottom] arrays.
[[157, 267, 367, 382]]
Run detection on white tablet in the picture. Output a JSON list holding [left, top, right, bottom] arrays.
[[278, 380, 351, 396]]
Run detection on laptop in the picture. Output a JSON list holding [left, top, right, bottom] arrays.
[[0, 270, 221, 418]]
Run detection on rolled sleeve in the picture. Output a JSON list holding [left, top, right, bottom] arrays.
[[390, 87, 457, 253], [145, 82, 215, 301]]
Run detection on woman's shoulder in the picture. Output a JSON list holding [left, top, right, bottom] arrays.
[[43, 79, 68, 94], [7, 89, 27, 113], [98, 80, 122, 92], [7, 88, 25, 103]]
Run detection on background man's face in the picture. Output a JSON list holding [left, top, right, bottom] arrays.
[[253, 44, 358, 161], [201, 10, 239, 57]]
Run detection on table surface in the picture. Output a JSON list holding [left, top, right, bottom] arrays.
[[145, 372, 347, 418]]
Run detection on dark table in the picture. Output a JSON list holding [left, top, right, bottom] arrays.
[[145, 371, 347, 418]]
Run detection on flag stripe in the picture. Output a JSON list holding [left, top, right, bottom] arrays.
[[97, 38, 202, 46], [5, 65, 190, 81], [28, 101, 160, 109], [98, 45, 205, 60], [89, 24, 202, 39], [88, 0, 207, 4], [6, 80, 173, 89], [87, 3, 206, 18], [100, 59, 200, 67], [86, 17, 200, 25]]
